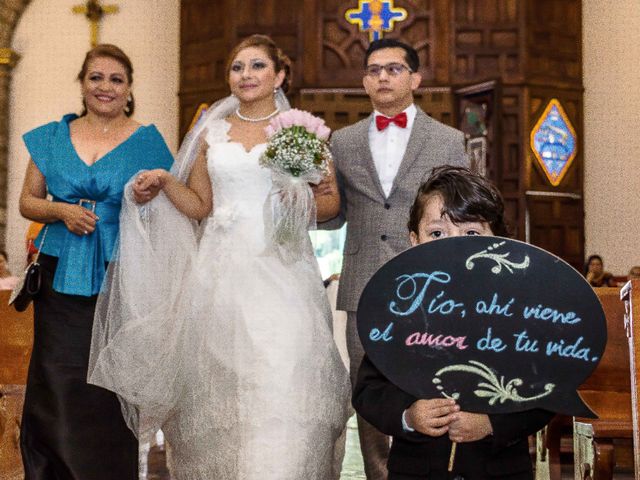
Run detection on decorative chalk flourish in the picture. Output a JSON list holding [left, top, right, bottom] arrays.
[[432, 360, 554, 405], [465, 241, 530, 274]]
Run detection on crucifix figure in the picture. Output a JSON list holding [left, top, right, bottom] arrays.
[[72, 0, 119, 48]]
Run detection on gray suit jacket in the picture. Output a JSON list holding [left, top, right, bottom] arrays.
[[320, 107, 468, 312]]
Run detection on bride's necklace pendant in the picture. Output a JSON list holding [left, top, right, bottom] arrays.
[[235, 107, 279, 123]]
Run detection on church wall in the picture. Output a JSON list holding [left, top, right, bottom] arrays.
[[5, 0, 179, 274], [583, 0, 640, 275]]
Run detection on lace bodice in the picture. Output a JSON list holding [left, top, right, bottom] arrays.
[[204, 122, 271, 239]]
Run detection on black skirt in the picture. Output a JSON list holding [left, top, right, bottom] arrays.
[[20, 254, 138, 480]]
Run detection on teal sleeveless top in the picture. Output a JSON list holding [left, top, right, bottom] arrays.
[[24, 114, 174, 296]]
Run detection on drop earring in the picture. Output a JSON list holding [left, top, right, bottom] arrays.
[[124, 94, 133, 114]]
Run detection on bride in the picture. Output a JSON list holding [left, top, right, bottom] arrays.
[[88, 34, 350, 479]]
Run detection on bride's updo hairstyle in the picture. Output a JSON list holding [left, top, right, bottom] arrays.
[[225, 34, 292, 93]]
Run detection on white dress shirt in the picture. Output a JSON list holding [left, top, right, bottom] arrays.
[[368, 104, 417, 197]]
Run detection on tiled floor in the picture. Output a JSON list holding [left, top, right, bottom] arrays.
[[338, 416, 367, 479]]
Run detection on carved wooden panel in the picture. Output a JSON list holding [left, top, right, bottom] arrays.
[[498, 85, 523, 239], [415, 87, 454, 125], [306, 0, 439, 87], [525, 0, 582, 86], [528, 195, 584, 271], [180, 0, 226, 93], [299, 89, 373, 130], [451, 0, 522, 84], [299, 87, 453, 132]]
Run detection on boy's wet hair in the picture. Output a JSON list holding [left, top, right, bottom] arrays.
[[408, 165, 510, 237]]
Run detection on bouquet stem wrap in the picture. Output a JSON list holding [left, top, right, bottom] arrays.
[[260, 109, 333, 263], [264, 169, 322, 262]]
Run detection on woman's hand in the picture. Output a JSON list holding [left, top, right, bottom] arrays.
[[60, 204, 99, 236], [314, 162, 340, 222], [133, 169, 167, 204], [311, 175, 334, 197]]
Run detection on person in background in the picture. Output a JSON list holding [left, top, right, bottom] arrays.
[[584, 254, 615, 287], [0, 250, 19, 290], [353, 166, 554, 480], [628, 265, 640, 281], [17, 44, 173, 479]]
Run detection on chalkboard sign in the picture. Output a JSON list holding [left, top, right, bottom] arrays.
[[357, 236, 606, 418]]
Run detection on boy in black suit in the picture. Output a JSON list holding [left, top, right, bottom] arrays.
[[353, 166, 554, 480]]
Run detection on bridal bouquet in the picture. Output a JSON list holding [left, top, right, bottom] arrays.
[[260, 109, 332, 178], [259, 109, 333, 260]]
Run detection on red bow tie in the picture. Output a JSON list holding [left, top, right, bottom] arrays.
[[376, 112, 408, 131]]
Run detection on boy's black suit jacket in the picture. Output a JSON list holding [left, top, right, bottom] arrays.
[[353, 355, 555, 480]]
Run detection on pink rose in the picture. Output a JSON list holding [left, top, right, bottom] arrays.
[[264, 124, 277, 138], [315, 124, 331, 140], [288, 110, 307, 130], [303, 112, 322, 131], [279, 111, 294, 128], [269, 114, 284, 132]]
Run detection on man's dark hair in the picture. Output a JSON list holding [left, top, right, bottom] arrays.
[[408, 166, 510, 237], [364, 39, 419, 72]]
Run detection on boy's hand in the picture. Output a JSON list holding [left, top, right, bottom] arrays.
[[448, 411, 493, 442], [406, 398, 459, 437]]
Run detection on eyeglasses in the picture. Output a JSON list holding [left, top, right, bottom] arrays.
[[365, 63, 413, 77]]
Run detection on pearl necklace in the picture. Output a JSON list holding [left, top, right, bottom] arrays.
[[235, 107, 279, 122]]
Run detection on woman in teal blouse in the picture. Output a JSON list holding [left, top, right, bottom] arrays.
[[18, 44, 173, 479]]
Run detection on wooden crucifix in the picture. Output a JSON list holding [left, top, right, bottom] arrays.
[[72, 0, 119, 48]]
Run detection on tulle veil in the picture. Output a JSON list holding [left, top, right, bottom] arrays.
[[87, 91, 292, 442]]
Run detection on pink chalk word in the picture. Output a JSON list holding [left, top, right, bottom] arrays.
[[405, 331, 469, 350]]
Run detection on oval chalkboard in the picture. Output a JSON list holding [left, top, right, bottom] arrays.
[[357, 236, 605, 417]]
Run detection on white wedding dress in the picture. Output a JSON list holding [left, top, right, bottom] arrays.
[[89, 120, 350, 480]]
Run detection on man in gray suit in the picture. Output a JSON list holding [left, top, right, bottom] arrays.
[[320, 39, 468, 479]]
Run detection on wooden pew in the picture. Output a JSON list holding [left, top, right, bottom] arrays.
[[621, 279, 640, 480], [0, 290, 34, 479], [612, 275, 629, 288], [573, 287, 633, 479], [536, 287, 633, 480]]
